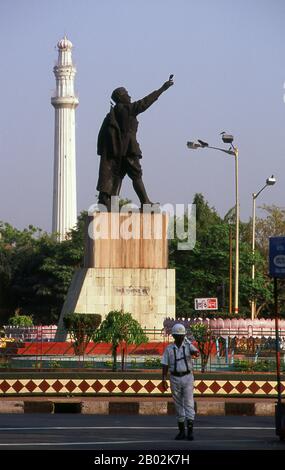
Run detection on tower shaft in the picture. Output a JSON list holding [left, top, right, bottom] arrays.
[[51, 36, 78, 240]]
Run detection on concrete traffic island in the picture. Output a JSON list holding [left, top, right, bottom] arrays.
[[0, 370, 283, 417], [0, 396, 277, 416]]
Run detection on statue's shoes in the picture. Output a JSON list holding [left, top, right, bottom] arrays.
[[140, 202, 161, 213]]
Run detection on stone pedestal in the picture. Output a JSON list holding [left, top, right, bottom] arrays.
[[56, 212, 175, 340], [84, 212, 169, 268]]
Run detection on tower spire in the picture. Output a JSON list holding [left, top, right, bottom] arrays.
[[51, 35, 79, 241]]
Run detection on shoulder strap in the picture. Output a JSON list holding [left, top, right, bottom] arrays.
[[173, 346, 177, 374], [182, 346, 190, 373]]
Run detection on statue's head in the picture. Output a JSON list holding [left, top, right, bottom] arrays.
[[111, 87, 131, 104]]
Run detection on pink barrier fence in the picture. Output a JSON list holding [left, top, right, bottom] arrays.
[[164, 318, 285, 338]]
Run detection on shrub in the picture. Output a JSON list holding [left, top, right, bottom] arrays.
[[63, 313, 101, 355], [50, 360, 61, 369], [104, 360, 113, 368], [233, 358, 276, 372], [93, 310, 148, 371], [232, 359, 253, 371], [8, 314, 33, 327], [83, 361, 94, 369], [144, 357, 161, 368]]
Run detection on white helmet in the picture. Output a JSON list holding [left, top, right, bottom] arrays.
[[171, 323, 186, 336]]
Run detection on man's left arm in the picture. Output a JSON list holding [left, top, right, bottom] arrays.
[[191, 346, 200, 358]]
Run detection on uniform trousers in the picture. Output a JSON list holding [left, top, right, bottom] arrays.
[[169, 372, 195, 423]]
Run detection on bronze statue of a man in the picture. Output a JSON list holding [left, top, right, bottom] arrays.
[[96, 76, 174, 210]]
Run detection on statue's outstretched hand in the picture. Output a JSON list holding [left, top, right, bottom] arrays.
[[162, 75, 174, 91]]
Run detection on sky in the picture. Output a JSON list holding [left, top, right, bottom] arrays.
[[0, 0, 284, 232]]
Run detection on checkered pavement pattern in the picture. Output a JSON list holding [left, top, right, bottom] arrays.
[[0, 378, 284, 396], [194, 379, 285, 396]]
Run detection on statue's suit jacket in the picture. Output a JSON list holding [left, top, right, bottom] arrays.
[[96, 88, 163, 195]]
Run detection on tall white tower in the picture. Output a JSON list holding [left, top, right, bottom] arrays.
[[51, 36, 78, 240]]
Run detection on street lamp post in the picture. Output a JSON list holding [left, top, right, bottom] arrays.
[[229, 223, 233, 314], [187, 134, 240, 314], [234, 145, 239, 314], [251, 175, 276, 320]]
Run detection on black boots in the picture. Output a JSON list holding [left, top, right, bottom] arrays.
[[186, 419, 194, 441], [174, 420, 194, 441], [175, 421, 186, 440]]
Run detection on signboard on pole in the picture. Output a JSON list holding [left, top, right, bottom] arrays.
[[194, 298, 218, 311], [269, 236, 285, 278]]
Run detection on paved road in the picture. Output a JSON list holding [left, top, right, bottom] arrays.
[[0, 414, 284, 451]]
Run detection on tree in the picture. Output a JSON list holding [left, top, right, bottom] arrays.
[[193, 193, 221, 229], [0, 212, 86, 324], [238, 243, 273, 316], [169, 193, 274, 317], [93, 310, 148, 371], [170, 195, 233, 315], [253, 204, 285, 315], [63, 313, 101, 355], [190, 322, 213, 373], [169, 194, 224, 316], [255, 205, 285, 257]]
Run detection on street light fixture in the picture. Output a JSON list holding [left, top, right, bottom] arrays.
[[251, 175, 276, 320], [187, 134, 240, 314]]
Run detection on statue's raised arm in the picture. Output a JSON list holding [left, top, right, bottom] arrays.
[[132, 76, 174, 115]]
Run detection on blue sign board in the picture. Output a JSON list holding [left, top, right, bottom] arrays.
[[269, 237, 285, 278]]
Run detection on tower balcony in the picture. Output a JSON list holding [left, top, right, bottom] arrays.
[[51, 96, 79, 108]]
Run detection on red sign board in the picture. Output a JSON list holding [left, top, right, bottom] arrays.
[[194, 298, 218, 310]]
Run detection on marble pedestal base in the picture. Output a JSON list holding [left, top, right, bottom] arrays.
[[56, 267, 175, 340]]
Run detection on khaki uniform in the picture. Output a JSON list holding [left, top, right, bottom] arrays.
[[161, 339, 199, 423]]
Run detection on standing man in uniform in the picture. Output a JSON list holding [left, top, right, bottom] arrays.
[[161, 323, 200, 440], [96, 76, 174, 211]]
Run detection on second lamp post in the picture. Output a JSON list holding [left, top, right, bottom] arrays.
[[251, 175, 276, 319]]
